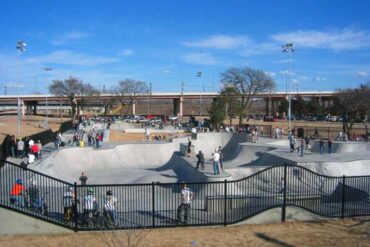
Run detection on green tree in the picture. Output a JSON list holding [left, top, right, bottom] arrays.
[[306, 97, 323, 116], [208, 98, 226, 131], [292, 95, 307, 116], [220, 67, 275, 125]]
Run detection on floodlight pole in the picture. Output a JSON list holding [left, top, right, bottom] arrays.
[[43, 68, 52, 128], [282, 43, 294, 131], [196, 72, 202, 116], [16, 41, 26, 138]]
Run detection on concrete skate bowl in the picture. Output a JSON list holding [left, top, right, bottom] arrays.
[[32, 133, 248, 185], [310, 140, 370, 153], [223, 144, 293, 168]]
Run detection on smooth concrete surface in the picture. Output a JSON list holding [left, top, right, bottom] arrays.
[[0, 207, 71, 235], [2, 122, 370, 234], [239, 206, 327, 225]]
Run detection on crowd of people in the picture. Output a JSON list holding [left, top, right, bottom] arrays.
[[9, 135, 42, 165]]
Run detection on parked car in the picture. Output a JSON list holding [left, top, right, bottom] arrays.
[[263, 115, 277, 122], [168, 115, 178, 121]]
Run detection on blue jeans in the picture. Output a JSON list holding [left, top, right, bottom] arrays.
[[213, 161, 220, 175], [320, 146, 325, 154], [10, 195, 25, 207], [328, 147, 332, 154]]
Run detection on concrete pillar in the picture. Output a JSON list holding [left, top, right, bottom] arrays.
[[132, 102, 136, 115], [21, 100, 26, 116], [272, 100, 276, 116], [179, 96, 183, 117], [33, 104, 37, 115], [265, 98, 269, 115], [173, 97, 184, 116]]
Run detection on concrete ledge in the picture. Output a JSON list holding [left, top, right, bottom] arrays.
[[0, 207, 71, 235]]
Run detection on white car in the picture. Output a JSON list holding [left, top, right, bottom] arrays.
[[168, 115, 178, 121]]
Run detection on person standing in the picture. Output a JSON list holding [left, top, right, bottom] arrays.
[[36, 140, 42, 159], [10, 135, 17, 157], [79, 172, 88, 185], [319, 138, 325, 154], [17, 138, 25, 158], [187, 138, 192, 157], [195, 151, 205, 170], [145, 128, 150, 141], [304, 136, 310, 154], [104, 190, 118, 225], [328, 139, 333, 155], [218, 146, 224, 169], [211, 149, 220, 175], [300, 139, 305, 157], [177, 182, 194, 225]]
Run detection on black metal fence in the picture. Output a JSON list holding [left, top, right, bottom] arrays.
[[0, 159, 369, 231]]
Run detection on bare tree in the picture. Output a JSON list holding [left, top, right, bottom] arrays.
[[333, 84, 370, 139], [220, 67, 275, 125], [112, 79, 149, 116], [48, 77, 84, 120], [79, 83, 99, 114]]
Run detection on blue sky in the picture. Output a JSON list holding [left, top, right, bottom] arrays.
[[1, 0, 370, 95]]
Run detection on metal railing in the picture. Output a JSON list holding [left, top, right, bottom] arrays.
[[0, 160, 369, 231]]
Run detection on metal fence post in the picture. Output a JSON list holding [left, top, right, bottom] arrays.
[[341, 176, 346, 219], [152, 182, 155, 227], [281, 164, 287, 222], [224, 179, 227, 226], [73, 182, 78, 232]]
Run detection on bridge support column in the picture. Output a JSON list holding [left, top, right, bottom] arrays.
[[173, 98, 183, 116], [21, 100, 26, 116], [265, 98, 270, 115], [132, 102, 136, 115]]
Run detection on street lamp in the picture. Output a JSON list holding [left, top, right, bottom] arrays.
[[43, 67, 53, 128], [16, 40, 26, 138], [196, 71, 202, 116], [282, 43, 294, 131]]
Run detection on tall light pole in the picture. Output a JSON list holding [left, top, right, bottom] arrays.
[[43, 67, 52, 128], [16, 40, 26, 138], [196, 71, 202, 116], [282, 43, 294, 131]]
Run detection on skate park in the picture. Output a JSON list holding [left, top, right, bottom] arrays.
[[1, 120, 370, 234]]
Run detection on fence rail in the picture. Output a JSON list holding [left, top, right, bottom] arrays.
[[0, 159, 369, 231]]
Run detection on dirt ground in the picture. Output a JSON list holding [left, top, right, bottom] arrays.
[[0, 115, 69, 143], [0, 218, 369, 247], [109, 129, 189, 142]]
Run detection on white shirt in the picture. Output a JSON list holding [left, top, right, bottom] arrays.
[[28, 153, 35, 164], [213, 152, 220, 162], [181, 188, 193, 204], [104, 195, 117, 211], [84, 195, 97, 210], [63, 191, 75, 207], [29, 139, 34, 147]]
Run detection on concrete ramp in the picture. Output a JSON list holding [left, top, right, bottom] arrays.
[[32, 133, 251, 184]]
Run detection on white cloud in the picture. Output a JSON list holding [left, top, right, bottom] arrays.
[[183, 52, 219, 65], [162, 69, 172, 74], [272, 29, 370, 50], [119, 49, 134, 57], [298, 76, 309, 80], [265, 71, 276, 77], [24, 50, 119, 66], [52, 31, 91, 45], [357, 71, 368, 77], [183, 35, 249, 49], [292, 79, 300, 84]]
